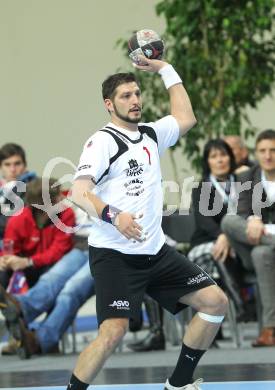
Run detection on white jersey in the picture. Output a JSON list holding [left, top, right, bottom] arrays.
[[74, 115, 179, 254]]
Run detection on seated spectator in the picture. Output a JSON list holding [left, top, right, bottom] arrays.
[[223, 135, 254, 174], [222, 129, 275, 347], [127, 295, 165, 352], [0, 201, 93, 359], [0, 206, 94, 358], [188, 139, 245, 320], [0, 177, 75, 288], [0, 248, 94, 358], [0, 143, 36, 239]]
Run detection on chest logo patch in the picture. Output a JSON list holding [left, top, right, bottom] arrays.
[[126, 159, 144, 177]]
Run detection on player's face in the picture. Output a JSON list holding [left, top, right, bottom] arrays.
[[256, 139, 275, 173], [0, 154, 26, 181], [207, 148, 231, 179], [111, 82, 142, 124]]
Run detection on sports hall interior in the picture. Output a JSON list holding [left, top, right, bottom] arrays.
[[1, 1, 275, 389]]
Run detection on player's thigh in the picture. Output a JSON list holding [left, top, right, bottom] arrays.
[[89, 246, 147, 325], [179, 285, 228, 312], [148, 245, 215, 314]]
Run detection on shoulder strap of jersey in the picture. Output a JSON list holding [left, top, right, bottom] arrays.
[[96, 129, 129, 184], [138, 125, 158, 145]]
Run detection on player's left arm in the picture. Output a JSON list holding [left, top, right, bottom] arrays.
[[134, 57, 197, 136]]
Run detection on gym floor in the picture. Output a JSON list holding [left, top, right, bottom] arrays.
[[1, 325, 275, 389]]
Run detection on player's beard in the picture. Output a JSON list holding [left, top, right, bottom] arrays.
[[113, 103, 141, 124]]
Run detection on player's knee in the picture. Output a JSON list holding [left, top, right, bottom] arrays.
[[200, 286, 228, 316], [211, 287, 228, 315], [99, 318, 128, 350]]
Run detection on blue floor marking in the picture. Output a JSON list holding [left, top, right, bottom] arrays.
[[1, 381, 275, 390]]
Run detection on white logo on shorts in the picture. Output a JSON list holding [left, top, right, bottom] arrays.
[[187, 272, 208, 285], [109, 300, 130, 310]]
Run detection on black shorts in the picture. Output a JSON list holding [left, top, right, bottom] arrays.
[[89, 243, 215, 326]]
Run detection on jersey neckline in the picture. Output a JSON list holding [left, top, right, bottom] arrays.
[[105, 125, 143, 144]]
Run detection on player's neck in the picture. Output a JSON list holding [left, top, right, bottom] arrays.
[[111, 118, 139, 132]]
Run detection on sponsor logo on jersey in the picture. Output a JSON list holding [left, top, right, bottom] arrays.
[[124, 178, 145, 197], [126, 159, 144, 177], [78, 164, 92, 171], [124, 178, 143, 187], [109, 300, 130, 310], [128, 159, 138, 169], [125, 188, 145, 197]]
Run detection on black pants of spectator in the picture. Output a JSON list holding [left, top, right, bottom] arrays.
[[128, 295, 165, 351], [215, 257, 246, 321]]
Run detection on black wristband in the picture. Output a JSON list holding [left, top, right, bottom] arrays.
[[101, 204, 121, 225], [101, 205, 112, 224]]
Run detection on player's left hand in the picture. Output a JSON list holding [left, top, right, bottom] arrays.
[[114, 211, 146, 242], [133, 55, 168, 73]]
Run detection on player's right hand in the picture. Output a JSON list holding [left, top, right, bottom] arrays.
[[114, 212, 145, 242], [133, 55, 168, 73]]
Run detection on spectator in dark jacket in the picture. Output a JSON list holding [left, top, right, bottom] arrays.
[[223, 135, 254, 174], [188, 139, 245, 321], [222, 129, 275, 347]]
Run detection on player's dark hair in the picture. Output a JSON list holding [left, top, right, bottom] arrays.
[[256, 129, 275, 145], [202, 139, 236, 179], [102, 73, 140, 100], [0, 143, 26, 165]]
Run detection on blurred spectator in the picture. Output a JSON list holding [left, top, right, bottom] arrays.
[[0, 249, 94, 358], [188, 139, 245, 321], [0, 143, 36, 239], [223, 135, 254, 174], [222, 129, 275, 347], [0, 206, 94, 358], [127, 295, 165, 352], [0, 177, 75, 288]]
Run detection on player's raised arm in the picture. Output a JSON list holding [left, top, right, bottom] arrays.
[[134, 57, 197, 137]]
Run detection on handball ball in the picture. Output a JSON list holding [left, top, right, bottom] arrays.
[[128, 29, 164, 65]]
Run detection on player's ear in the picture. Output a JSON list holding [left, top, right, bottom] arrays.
[[104, 99, 114, 113]]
